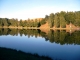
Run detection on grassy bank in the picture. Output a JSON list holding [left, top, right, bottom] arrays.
[[0, 47, 52, 60]]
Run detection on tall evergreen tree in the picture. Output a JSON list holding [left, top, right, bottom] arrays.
[[54, 14, 60, 28], [48, 13, 54, 28]]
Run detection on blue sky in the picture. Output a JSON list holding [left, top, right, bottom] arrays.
[[0, 0, 80, 20]]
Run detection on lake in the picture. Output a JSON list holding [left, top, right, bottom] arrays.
[[0, 28, 80, 60]]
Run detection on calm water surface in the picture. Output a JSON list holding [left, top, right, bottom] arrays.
[[0, 28, 80, 60]]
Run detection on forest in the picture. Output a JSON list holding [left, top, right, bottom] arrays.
[[0, 11, 80, 28]]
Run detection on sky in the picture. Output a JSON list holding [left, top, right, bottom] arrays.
[[0, 0, 80, 20]]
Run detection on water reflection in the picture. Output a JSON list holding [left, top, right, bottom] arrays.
[[0, 28, 80, 60], [0, 28, 80, 45]]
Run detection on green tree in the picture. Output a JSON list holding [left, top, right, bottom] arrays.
[[59, 15, 66, 28], [59, 11, 66, 28], [2, 18, 8, 26], [74, 11, 80, 26], [8, 18, 18, 27], [40, 19, 46, 25], [54, 14, 60, 28], [26, 19, 30, 27], [19, 19, 23, 26], [34, 19, 38, 27], [65, 12, 75, 24], [0, 18, 2, 26], [48, 13, 54, 28]]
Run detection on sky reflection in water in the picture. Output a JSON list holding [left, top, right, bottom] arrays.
[[0, 34, 80, 60]]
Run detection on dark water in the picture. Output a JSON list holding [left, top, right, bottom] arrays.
[[0, 28, 80, 60]]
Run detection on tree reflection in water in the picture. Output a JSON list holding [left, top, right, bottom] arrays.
[[0, 28, 80, 45]]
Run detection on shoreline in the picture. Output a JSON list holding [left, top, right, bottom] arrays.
[[0, 26, 80, 30]]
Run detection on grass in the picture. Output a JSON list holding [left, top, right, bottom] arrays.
[[0, 47, 52, 60]]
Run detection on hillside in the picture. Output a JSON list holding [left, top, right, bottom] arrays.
[[0, 11, 80, 29], [40, 22, 50, 34]]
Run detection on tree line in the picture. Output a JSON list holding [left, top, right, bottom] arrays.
[[0, 18, 44, 27], [0, 11, 80, 28], [47, 11, 80, 28]]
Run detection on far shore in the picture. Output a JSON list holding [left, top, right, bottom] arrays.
[[0, 26, 80, 30]]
